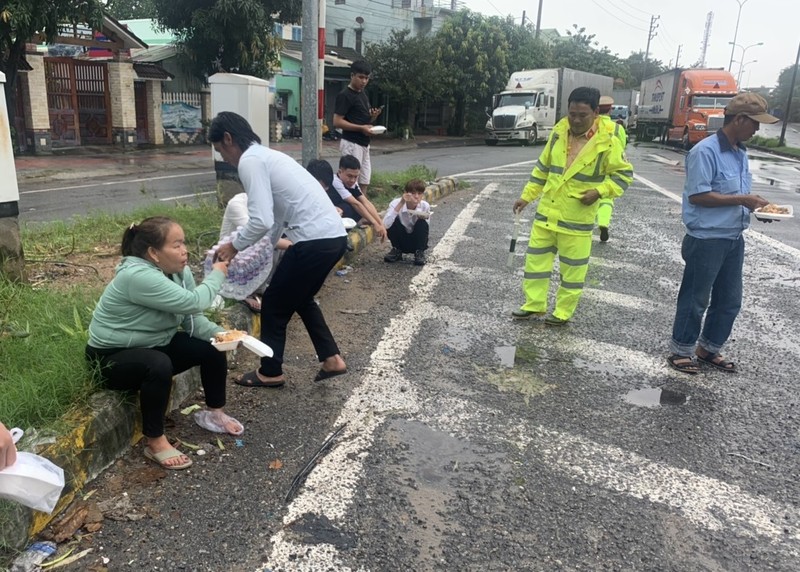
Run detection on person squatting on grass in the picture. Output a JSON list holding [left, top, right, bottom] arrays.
[[383, 178, 431, 266], [85, 216, 243, 470], [209, 112, 349, 388]]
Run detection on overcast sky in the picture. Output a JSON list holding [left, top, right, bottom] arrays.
[[466, 0, 797, 89]]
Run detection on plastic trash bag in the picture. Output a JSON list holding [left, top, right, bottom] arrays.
[[0, 452, 65, 513], [204, 230, 274, 301]]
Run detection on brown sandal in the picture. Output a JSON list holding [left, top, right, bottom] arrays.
[[666, 354, 700, 375]]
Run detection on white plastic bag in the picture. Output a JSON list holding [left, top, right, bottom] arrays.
[[0, 430, 65, 514]]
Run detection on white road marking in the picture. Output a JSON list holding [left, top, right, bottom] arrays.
[[158, 190, 217, 201], [262, 182, 500, 571], [635, 173, 800, 259], [19, 170, 215, 195], [414, 396, 800, 553], [261, 164, 800, 570], [582, 287, 651, 310]]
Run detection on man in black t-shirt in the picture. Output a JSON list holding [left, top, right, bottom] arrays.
[[333, 60, 383, 196]]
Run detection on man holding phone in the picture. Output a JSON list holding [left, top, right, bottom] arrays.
[[334, 60, 383, 196]]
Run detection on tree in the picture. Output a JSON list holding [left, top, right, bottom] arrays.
[[103, 0, 157, 20], [771, 64, 800, 122], [551, 25, 631, 85], [500, 18, 552, 74], [365, 30, 443, 132], [624, 51, 667, 86], [1, 0, 105, 134], [434, 11, 510, 135], [152, 0, 301, 82]]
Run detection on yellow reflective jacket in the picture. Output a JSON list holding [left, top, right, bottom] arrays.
[[600, 114, 628, 147], [521, 117, 633, 235]]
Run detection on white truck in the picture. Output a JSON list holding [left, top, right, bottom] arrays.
[[611, 88, 639, 130], [484, 68, 614, 146]]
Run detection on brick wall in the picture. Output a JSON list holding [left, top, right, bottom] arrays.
[[107, 60, 137, 146], [20, 52, 51, 153], [145, 81, 163, 145]]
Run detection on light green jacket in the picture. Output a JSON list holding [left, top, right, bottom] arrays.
[[88, 256, 225, 349]]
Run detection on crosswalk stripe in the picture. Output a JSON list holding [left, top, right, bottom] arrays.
[[262, 183, 500, 571], [413, 396, 800, 555]]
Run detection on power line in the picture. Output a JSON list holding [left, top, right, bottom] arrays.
[[588, 0, 648, 32], [614, 0, 652, 16], [604, 0, 650, 24]]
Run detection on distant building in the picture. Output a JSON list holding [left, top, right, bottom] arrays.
[[326, 0, 463, 53]]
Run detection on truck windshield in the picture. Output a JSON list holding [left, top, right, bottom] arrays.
[[498, 93, 536, 107], [610, 106, 628, 119], [692, 96, 733, 109]]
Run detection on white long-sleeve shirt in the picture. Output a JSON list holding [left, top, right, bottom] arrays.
[[220, 193, 249, 238], [233, 144, 346, 251], [383, 198, 431, 233]]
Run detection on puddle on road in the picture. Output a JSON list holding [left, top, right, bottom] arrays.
[[623, 387, 690, 408], [494, 345, 516, 367]]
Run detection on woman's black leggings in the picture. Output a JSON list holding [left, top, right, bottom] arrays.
[[86, 332, 227, 438]]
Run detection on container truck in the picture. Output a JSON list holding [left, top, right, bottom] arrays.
[[637, 68, 738, 148], [484, 68, 614, 146]]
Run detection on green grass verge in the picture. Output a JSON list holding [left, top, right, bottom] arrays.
[[0, 281, 99, 429], [368, 164, 439, 209]]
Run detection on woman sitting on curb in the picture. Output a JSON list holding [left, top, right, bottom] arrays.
[[85, 216, 243, 470]]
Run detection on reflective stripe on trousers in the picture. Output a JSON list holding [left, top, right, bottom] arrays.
[[521, 224, 592, 320], [596, 197, 614, 228]]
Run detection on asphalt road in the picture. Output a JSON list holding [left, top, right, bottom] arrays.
[[15, 145, 534, 224], [36, 142, 800, 571]]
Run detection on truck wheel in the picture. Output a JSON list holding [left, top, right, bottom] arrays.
[[485, 140, 498, 146], [522, 126, 538, 146]]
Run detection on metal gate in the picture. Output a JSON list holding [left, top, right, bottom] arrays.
[[45, 58, 111, 145], [134, 82, 149, 144]]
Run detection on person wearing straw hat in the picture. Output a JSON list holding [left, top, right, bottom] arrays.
[[667, 92, 778, 374]]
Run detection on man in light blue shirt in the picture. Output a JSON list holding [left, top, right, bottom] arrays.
[[667, 93, 778, 375]]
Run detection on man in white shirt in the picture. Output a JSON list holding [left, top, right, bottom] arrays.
[[383, 179, 431, 266], [329, 155, 386, 241], [210, 112, 349, 387]]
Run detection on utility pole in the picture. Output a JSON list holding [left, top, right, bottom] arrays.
[[534, 0, 543, 40], [675, 44, 682, 68], [521, 10, 526, 28], [301, 0, 321, 165], [642, 15, 660, 83], [779, 41, 800, 148]]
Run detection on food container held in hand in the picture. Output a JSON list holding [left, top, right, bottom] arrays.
[[369, 125, 387, 135], [211, 331, 274, 357], [0, 429, 65, 514], [753, 204, 793, 221], [204, 230, 274, 300]]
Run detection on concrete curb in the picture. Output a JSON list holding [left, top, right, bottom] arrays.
[[0, 177, 459, 550]]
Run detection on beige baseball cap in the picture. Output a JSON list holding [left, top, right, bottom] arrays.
[[724, 92, 779, 124], [599, 95, 614, 106]]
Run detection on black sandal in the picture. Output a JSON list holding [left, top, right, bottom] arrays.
[[666, 354, 700, 375], [696, 352, 737, 373]]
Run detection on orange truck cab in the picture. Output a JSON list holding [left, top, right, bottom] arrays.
[[638, 69, 738, 149]]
